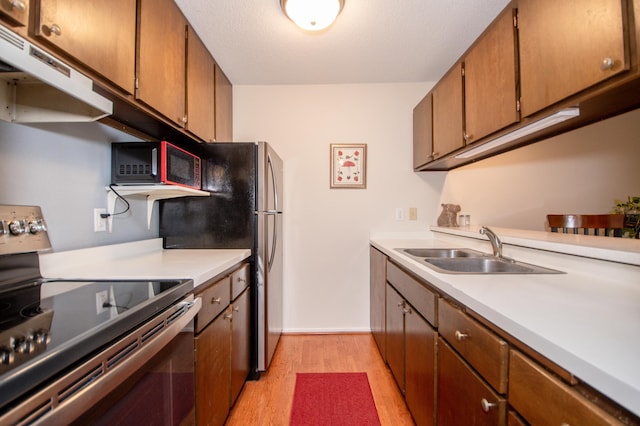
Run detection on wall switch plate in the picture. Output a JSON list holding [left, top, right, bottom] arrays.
[[409, 207, 417, 221], [395, 207, 405, 221], [94, 208, 107, 232]]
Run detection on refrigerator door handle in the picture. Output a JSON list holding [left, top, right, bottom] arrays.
[[267, 152, 280, 212], [266, 211, 278, 271]]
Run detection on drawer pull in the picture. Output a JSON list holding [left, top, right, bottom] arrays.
[[455, 330, 469, 341], [402, 307, 412, 314], [224, 313, 232, 320], [233, 306, 240, 312], [211, 297, 222, 304], [236, 277, 246, 283], [600, 57, 614, 71], [480, 398, 496, 413], [10, 0, 26, 11]]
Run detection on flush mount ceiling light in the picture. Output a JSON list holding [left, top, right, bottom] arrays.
[[281, 0, 345, 32]]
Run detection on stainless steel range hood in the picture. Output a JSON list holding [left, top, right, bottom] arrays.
[[0, 24, 112, 123]]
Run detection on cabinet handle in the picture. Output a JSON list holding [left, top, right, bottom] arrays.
[[179, 115, 188, 126], [236, 277, 246, 283], [431, 151, 439, 158], [600, 57, 614, 71], [397, 301, 404, 308], [233, 306, 240, 312], [10, 0, 25, 11], [45, 24, 62, 36], [402, 307, 412, 314], [224, 313, 232, 320], [211, 296, 222, 304], [464, 132, 473, 142], [454, 330, 468, 341], [480, 398, 497, 413]]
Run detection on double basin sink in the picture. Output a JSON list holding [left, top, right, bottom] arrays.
[[398, 248, 563, 274]]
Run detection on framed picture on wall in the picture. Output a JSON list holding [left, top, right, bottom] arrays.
[[330, 143, 367, 189]]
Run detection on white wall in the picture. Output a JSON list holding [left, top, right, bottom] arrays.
[[439, 108, 640, 230], [0, 121, 156, 251], [234, 83, 443, 332], [236, 84, 640, 333]]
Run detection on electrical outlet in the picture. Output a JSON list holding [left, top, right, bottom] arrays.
[[96, 290, 108, 314], [409, 207, 417, 221], [94, 208, 107, 232], [395, 207, 405, 221]]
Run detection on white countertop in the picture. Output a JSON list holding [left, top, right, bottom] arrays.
[[39, 238, 251, 288], [370, 228, 640, 418]]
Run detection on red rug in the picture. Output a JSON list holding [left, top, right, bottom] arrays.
[[289, 372, 381, 426]]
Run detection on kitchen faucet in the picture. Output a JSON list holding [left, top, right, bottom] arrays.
[[479, 226, 503, 258]]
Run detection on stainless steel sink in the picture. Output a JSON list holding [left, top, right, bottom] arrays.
[[400, 248, 485, 258], [423, 257, 563, 274], [396, 247, 563, 274]]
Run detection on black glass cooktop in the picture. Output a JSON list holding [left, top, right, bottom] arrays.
[[0, 278, 193, 413]]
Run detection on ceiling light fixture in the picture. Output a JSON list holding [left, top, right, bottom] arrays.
[[454, 107, 581, 159], [281, 0, 345, 32]]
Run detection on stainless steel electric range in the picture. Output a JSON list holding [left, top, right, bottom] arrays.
[[0, 205, 201, 425]]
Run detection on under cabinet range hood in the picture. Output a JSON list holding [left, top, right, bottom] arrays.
[[0, 23, 112, 123]]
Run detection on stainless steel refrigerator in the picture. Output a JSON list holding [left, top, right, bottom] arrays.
[[159, 141, 283, 377]]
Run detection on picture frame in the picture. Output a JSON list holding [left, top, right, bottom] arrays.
[[330, 143, 367, 189]]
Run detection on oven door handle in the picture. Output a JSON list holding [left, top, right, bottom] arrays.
[[9, 296, 202, 426]]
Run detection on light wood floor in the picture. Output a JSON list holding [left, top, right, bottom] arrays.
[[226, 333, 415, 425]]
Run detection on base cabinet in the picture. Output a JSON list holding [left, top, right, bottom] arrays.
[[369, 246, 637, 425], [437, 338, 506, 425], [370, 247, 386, 359], [194, 263, 250, 426]]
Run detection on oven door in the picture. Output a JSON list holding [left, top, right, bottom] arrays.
[[3, 296, 201, 426]]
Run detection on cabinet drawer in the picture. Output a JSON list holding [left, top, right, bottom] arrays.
[[231, 263, 249, 301], [195, 276, 231, 333], [509, 350, 621, 425], [438, 339, 506, 426], [387, 262, 437, 326], [438, 298, 508, 393]]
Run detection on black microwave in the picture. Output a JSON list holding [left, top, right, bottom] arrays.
[[111, 141, 202, 189]]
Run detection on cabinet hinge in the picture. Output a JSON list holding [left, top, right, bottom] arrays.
[[516, 98, 521, 112], [513, 12, 518, 28], [134, 77, 139, 90], [461, 66, 465, 77]]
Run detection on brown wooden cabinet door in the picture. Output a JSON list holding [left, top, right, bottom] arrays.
[[230, 288, 250, 406], [385, 283, 405, 393], [412, 93, 433, 169], [214, 64, 233, 141], [370, 247, 386, 359], [509, 350, 620, 425], [518, 0, 629, 117], [34, 0, 136, 93], [432, 62, 464, 159], [437, 339, 506, 426], [0, 0, 28, 26], [137, 0, 186, 126], [464, 6, 519, 143], [195, 307, 232, 426], [405, 307, 436, 426], [187, 26, 215, 142]]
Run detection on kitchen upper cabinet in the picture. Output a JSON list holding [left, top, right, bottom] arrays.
[[412, 93, 433, 169], [187, 26, 215, 142], [518, 0, 629, 117], [369, 247, 386, 358], [0, 0, 28, 26], [432, 62, 464, 160], [215, 64, 233, 141], [137, 0, 186, 127], [34, 0, 136, 94], [464, 6, 519, 144]]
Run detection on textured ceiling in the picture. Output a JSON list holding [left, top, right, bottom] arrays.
[[175, 0, 511, 85]]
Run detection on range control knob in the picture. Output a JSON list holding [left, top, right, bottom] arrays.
[[28, 219, 46, 234], [0, 348, 15, 365], [8, 220, 26, 235], [32, 330, 51, 346]]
